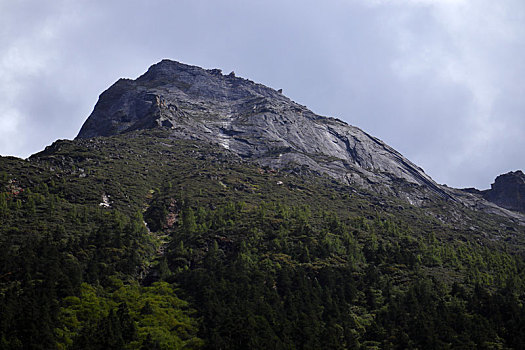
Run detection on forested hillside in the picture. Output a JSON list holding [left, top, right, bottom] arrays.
[[1, 129, 525, 349]]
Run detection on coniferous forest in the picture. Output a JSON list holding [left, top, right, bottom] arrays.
[[1, 129, 525, 349]]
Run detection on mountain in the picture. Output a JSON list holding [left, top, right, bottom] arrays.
[[77, 60, 445, 198], [77, 60, 525, 223], [1, 60, 525, 349]]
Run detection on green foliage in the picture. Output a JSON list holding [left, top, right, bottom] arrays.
[[1, 129, 524, 349], [162, 200, 525, 349], [56, 281, 203, 349]]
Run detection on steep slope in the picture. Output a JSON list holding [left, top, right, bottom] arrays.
[[1, 130, 525, 349], [76, 60, 525, 223], [77, 60, 448, 200]]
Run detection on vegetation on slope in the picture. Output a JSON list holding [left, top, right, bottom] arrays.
[[1, 129, 524, 349]]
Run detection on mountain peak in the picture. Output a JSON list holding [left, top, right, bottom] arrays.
[[133, 59, 283, 102], [76, 60, 294, 139], [77, 60, 446, 198], [74, 60, 525, 223], [137, 59, 210, 83]]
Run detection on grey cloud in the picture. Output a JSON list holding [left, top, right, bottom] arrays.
[[1, 0, 524, 189]]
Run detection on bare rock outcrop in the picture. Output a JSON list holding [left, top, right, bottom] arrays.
[[481, 171, 525, 214], [77, 60, 525, 223]]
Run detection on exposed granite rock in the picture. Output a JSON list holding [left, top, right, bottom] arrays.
[[76, 60, 525, 223], [482, 171, 525, 214], [77, 61, 446, 197]]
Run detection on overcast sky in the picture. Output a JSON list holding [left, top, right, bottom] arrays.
[[1, 0, 524, 189]]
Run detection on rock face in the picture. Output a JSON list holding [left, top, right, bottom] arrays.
[[78, 60, 450, 200], [482, 171, 525, 214], [76, 60, 525, 223]]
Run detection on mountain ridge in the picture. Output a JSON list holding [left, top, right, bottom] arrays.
[[76, 59, 524, 223]]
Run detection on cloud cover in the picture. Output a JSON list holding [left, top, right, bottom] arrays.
[[1, 0, 524, 189]]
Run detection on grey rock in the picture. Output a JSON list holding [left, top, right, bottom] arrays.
[[481, 171, 525, 214], [77, 60, 525, 223]]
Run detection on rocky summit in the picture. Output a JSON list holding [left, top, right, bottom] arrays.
[[77, 59, 524, 222], [76, 60, 443, 197]]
